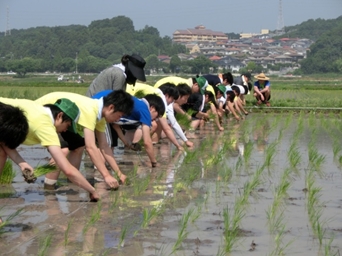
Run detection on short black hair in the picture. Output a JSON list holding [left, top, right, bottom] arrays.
[[0, 102, 29, 149], [204, 91, 218, 108], [44, 104, 72, 123], [177, 83, 192, 96], [144, 94, 165, 117], [226, 91, 235, 103], [158, 83, 179, 100], [103, 90, 134, 116], [231, 85, 240, 95], [223, 72, 234, 85]]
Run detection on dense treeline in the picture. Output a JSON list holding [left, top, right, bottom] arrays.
[[281, 16, 342, 74], [282, 16, 342, 41], [0, 16, 187, 74]]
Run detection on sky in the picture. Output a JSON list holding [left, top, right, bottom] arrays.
[[0, 0, 341, 37]]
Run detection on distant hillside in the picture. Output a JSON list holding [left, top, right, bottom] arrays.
[[0, 16, 186, 73], [281, 16, 342, 41]]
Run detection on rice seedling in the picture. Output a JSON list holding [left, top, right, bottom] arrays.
[[33, 164, 57, 178], [264, 141, 278, 169], [141, 206, 161, 228], [0, 207, 24, 234], [287, 142, 302, 170], [133, 174, 151, 196], [222, 203, 245, 253], [171, 208, 193, 253], [243, 141, 254, 166], [37, 233, 53, 256], [190, 206, 201, 224], [0, 160, 16, 184], [218, 165, 233, 182], [269, 223, 292, 256], [83, 201, 102, 234], [332, 138, 341, 158], [109, 190, 120, 213], [64, 218, 74, 247], [119, 224, 128, 248], [324, 236, 338, 256], [175, 111, 194, 130], [308, 146, 326, 171]]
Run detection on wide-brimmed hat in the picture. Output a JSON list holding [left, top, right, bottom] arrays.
[[254, 73, 269, 81], [196, 76, 208, 95], [127, 54, 146, 82], [54, 98, 80, 133]]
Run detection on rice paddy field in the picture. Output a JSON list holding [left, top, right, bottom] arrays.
[[1, 74, 342, 255]]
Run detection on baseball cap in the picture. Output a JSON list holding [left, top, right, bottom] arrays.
[[217, 84, 227, 99], [54, 98, 80, 133], [196, 76, 208, 95]]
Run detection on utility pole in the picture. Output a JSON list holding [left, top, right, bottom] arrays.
[[75, 52, 78, 74]]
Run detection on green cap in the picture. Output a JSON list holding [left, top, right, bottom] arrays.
[[54, 98, 80, 133], [196, 76, 208, 95], [217, 84, 227, 99]]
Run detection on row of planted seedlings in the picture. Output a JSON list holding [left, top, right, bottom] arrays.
[[264, 112, 303, 256], [151, 115, 282, 255], [304, 116, 339, 255]]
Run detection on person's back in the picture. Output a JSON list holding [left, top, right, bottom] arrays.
[[87, 66, 127, 97], [154, 76, 190, 88], [36, 92, 106, 132], [1, 97, 61, 146], [203, 74, 221, 87]]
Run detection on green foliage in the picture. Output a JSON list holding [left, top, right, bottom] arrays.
[[300, 22, 342, 74], [0, 16, 186, 73], [0, 161, 16, 184]]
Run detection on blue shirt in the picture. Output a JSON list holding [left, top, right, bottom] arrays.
[[92, 90, 151, 126], [254, 80, 270, 90]]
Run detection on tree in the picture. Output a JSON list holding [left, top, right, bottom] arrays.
[[145, 54, 159, 73], [169, 55, 181, 73]]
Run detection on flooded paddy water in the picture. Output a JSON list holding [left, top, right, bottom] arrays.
[[1, 112, 342, 256]]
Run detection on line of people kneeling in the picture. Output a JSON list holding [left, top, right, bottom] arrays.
[[0, 71, 271, 203]]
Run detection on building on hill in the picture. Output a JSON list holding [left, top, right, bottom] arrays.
[[173, 25, 228, 44]]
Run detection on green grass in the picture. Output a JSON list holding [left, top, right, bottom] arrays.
[[33, 164, 57, 178]]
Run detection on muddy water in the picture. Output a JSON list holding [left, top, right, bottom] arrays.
[[1, 113, 342, 255]]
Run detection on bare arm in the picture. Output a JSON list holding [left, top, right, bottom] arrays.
[[112, 124, 130, 147], [156, 117, 184, 150], [141, 124, 157, 164], [48, 145, 99, 200], [95, 129, 127, 183], [84, 128, 119, 188], [210, 104, 224, 131], [2, 146, 33, 173], [226, 101, 240, 121]]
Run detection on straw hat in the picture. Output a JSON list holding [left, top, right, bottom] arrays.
[[254, 73, 269, 81]]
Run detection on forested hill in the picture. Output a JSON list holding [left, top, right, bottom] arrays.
[[0, 16, 186, 73], [282, 15, 342, 41]]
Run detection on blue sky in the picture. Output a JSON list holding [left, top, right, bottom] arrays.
[[0, 0, 341, 37]]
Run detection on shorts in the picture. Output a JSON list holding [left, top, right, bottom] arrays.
[[120, 123, 141, 131], [106, 123, 118, 148], [60, 131, 85, 151]]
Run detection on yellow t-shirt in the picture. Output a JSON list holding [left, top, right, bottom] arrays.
[[0, 97, 60, 146], [127, 83, 166, 117], [35, 92, 106, 132], [154, 76, 190, 88]]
